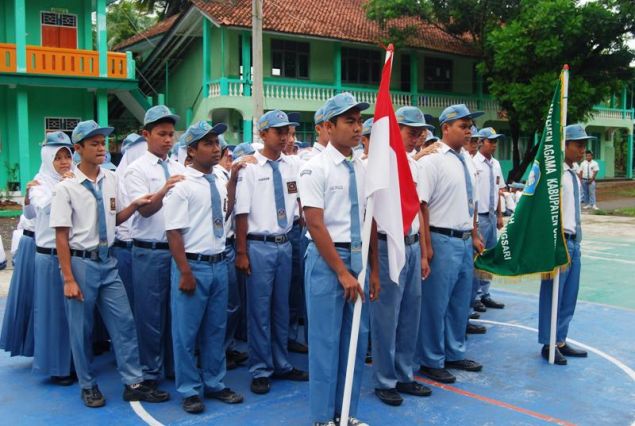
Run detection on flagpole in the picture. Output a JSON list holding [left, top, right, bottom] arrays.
[[339, 198, 374, 426], [549, 65, 569, 364]]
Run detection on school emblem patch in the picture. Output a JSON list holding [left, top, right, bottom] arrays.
[[524, 161, 541, 196], [286, 181, 297, 194], [277, 208, 286, 218], [110, 197, 116, 211]]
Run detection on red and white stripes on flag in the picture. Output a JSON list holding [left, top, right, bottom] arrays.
[[365, 45, 420, 283]]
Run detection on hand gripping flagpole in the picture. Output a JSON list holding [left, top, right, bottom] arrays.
[[549, 65, 569, 364]]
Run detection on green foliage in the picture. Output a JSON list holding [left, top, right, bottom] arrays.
[[137, 0, 190, 18], [107, 0, 157, 49]]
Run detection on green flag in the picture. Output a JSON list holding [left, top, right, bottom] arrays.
[[475, 77, 570, 277]]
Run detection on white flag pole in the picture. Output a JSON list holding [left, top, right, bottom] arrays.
[[549, 65, 569, 364], [339, 198, 374, 425]]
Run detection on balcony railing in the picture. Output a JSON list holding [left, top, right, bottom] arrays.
[[0, 43, 132, 79]]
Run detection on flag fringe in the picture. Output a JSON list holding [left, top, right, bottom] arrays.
[[474, 262, 571, 282]]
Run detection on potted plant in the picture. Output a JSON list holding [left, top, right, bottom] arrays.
[[5, 162, 20, 193], [0, 187, 21, 211]]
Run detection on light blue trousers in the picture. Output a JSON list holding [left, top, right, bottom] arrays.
[[538, 239, 581, 345], [475, 214, 498, 300], [224, 242, 241, 351], [305, 242, 369, 423], [112, 245, 133, 309], [171, 259, 228, 398], [417, 232, 473, 368], [246, 239, 293, 378], [65, 256, 142, 389], [371, 239, 421, 389], [581, 180, 596, 206]]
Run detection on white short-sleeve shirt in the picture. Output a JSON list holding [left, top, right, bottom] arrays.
[[234, 151, 300, 235], [50, 167, 122, 250], [473, 152, 505, 213], [418, 142, 476, 231], [579, 160, 599, 179], [164, 166, 227, 255], [124, 151, 185, 242], [562, 163, 581, 235], [298, 143, 366, 243], [299, 142, 326, 162]]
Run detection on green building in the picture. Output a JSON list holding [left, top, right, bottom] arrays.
[[0, 0, 140, 192], [116, 0, 633, 180]]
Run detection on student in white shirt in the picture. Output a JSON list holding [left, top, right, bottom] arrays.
[[164, 120, 244, 413], [578, 150, 600, 210], [234, 110, 308, 395], [371, 106, 432, 407], [416, 104, 485, 385], [124, 105, 185, 385], [299, 107, 329, 162], [538, 124, 591, 365], [51, 120, 169, 408], [299, 92, 379, 426], [472, 128, 506, 311]]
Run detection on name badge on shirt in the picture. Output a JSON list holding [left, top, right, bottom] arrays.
[[110, 198, 116, 212], [496, 176, 500, 185], [224, 198, 228, 213], [287, 181, 298, 194]]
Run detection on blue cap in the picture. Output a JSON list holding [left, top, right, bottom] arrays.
[[219, 134, 228, 151], [122, 133, 145, 152], [477, 127, 505, 140], [101, 152, 117, 171], [143, 105, 180, 126], [362, 118, 373, 136], [425, 134, 439, 144], [181, 120, 227, 146], [257, 110, 299, 131], [565, 124, 596, 141], [286, 112, 301, 126], [314, 107, 326, 125], [233, 142, 256, 159], [395, 106, 435, 130], [470, 125, 479, 138], [439, 104, 484, 124], [71, 120, 114, 144], [72, 151, 81, 164], [44, 131, 73, 147], [322, 92, 369, 121], [510, 182, 525, 190]]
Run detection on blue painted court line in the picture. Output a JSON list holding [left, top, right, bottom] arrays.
[[1, 289, 634, 425]]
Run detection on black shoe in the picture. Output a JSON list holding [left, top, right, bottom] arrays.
[[204, 387, 244, 404], [469, 312, 480, 319], [81, 386, 106, 408], [182, 395, 204, 414], [374, 388, 403, 406], [473, 300, 487, 312], [250, 377, 271, 394], [92, 340, 110, 356], [51, 374, 77, 386], [123, 383, 170, 403], [273, 367, 309, 381], [396, 381, 431, 397], [141, 379, 159, 389], [365, 353, 372, 364], [559, 343, 587, 358], [418, 366, 456, 383], [466, 323, 487, 334], [445, 359, 483, 372], [226, 357, 238, 370], [541, 345, 567, 365], [288, 340, 309, 354], [481, 297, 505, 309], [226, 349, 248, 365]]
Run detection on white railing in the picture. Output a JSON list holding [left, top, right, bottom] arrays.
[[228, 81, 243, 96], [418, 93, 479, 111], [208, 82, 221, 97], [592, 109, 634, 120], [264, 83, 336, 101]]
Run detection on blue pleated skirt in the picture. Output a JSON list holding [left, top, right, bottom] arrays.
[[31, 252, 72, 376], [0, 235, 36, 357]]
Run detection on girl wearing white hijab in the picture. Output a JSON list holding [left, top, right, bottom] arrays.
[[30, 132, 76, 385]]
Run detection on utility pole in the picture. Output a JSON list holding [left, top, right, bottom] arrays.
[[252, 0, 264, 142]]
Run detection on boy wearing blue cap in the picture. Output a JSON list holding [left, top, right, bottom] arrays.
[[163, 120, 244, 413], [538, 124, 591, 365], [235, 109, 308, 395], [361, 118, 373, 158], [299, 107, 329, 161], [416, 104, 485, 384], [299, 93, 379, 426], [51, 120, 170, 407], [473, 128, 506, 312], [370, 107, 432, 407], [125, 105, 185, 385]]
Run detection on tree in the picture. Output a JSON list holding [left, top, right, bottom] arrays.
[[107, 0, 157, 49], [365, 0, 634, 182], [137, 0, 190, 18]]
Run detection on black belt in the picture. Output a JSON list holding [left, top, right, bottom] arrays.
[[36, 246, 57, 255], [564, 233, 576, 241], [293, 218, 301, 226], [23, 230, 35, 238], [430, 226, 471, 240], [70, 249, 101, 261], [334, 242, 351, 249], [225, 236, 235, 247], [114, 239, 133, 249], [133, 239, 170, 250], [247, 234, 289, 244], [185, 252, 226, 263], [378, 233, 419, 245]]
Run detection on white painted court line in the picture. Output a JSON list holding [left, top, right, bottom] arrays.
[[130, 401, 165, 426], [583, 254, 635, 265], [473, 319, 635, 382]]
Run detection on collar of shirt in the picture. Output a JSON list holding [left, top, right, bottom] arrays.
[[313, 143, 326, 153], [474, 151, 492, 164], [563, 162, 574, 173], [324, 142, 352, 165], [254, 150, 291, 167], [183, 166, 207, 179], [74, 166, 105, 184], [438, 141, 457, 156], [144, 150, 169, 165]]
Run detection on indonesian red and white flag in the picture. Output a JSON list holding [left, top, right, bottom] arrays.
[[366, 45, 420, 284]]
